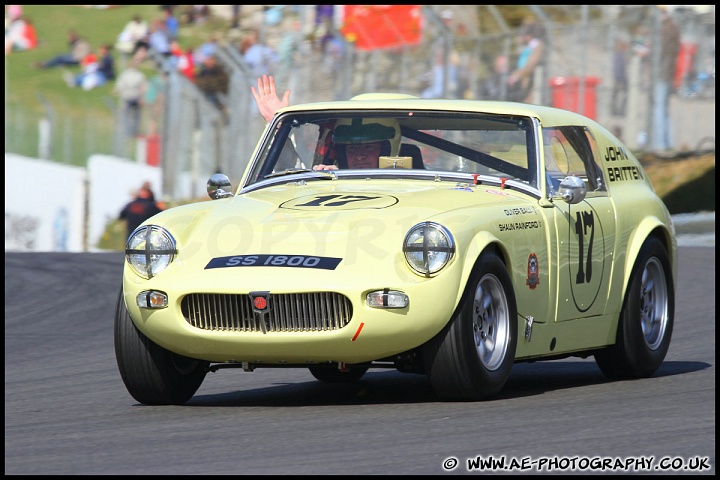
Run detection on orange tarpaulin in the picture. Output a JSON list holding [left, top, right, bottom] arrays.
[[341, 5, 422, 51]]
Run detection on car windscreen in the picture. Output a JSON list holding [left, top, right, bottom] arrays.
[[245, 111, 537, 188]]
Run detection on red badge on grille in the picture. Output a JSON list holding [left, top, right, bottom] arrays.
[[253, 297, 267, 310]]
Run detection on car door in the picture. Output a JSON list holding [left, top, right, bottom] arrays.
[[543, 126, 616, 322]]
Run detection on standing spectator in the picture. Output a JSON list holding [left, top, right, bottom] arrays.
[[114, 58, 148, 137], [241, 29, 278, 77], [507, 19, 545, 103], [119, 183, 164, 240], [115, 14, 148, 57], [421, 9, 460, 99], [195, 54, 229, 113], [611, 36, 630, 117], [652, 7, 681, 151], [36, 29, 91, 68], [230, 5, 241, 30], [477, 54, 509, 100], [65, 44, 115, 90]]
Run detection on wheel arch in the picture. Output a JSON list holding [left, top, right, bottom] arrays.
[[621, 218, 677, 298], [455, 231, 512, 308]]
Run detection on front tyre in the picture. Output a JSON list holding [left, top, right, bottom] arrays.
[[114, 288, 209, 405], [595, 236, 674, 379], [423, 251, 517, 401]]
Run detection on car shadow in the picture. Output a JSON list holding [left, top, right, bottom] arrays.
[[180, 360, 710, 407]]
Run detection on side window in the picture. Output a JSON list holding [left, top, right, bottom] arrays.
[[542, 126, 606, 194]]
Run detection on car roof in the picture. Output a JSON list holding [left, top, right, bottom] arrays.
[[277, 95, 597, 129]]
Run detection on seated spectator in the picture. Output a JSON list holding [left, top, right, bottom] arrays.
[[4, 16, 37, 55], [170, 40, 195, 80], [162, 8, 179, 40], [194, 54, 229, 113], [36, 29, 90, 68], [64, 44, 116, 90], [115, 14, 148, 56], [147, 17, 171, 58]]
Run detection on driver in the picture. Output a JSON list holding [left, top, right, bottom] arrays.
[[251, 74, 400, 170]]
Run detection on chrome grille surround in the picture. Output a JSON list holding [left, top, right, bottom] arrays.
[[181, 292, 353, 332]]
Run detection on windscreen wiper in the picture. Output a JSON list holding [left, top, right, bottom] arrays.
[[264, 169, 336, 179]]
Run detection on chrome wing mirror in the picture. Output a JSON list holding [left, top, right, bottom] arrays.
[[556, 175, 587, 204], [207, 173, 234, 200]]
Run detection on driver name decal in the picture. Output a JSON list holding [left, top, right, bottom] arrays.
[[206, 254, 342, 270], [604, 145, 643, 182]]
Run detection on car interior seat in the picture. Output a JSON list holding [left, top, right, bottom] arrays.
[[399, 143, 425, 169]]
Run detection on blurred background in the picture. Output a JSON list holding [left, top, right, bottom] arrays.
[[4, 5, 715, 251]]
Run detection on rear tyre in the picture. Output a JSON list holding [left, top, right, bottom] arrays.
[[308, 364, 369, 383], [423, 251, 517, 401], [595, 236, 674, 379], [114, 288, 209, 405]]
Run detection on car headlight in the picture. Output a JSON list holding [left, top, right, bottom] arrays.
[[125, 225, 177, 279], [403, 222, 455, 276]]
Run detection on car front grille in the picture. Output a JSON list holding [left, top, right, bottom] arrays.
[[181, 292, 353, 332]]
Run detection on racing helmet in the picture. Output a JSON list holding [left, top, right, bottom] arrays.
[[332, 117, 401, 156]]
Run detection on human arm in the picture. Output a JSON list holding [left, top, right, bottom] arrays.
[[508, 39, 544, 85], [251, 74, 290, 123]]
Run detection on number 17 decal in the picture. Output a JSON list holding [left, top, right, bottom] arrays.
[[574, 210, 594, 285]]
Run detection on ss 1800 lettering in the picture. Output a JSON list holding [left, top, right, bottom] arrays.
[[205, 254, 342, 270]]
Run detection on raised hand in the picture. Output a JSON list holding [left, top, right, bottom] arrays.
[[251, 74, 291, 123]]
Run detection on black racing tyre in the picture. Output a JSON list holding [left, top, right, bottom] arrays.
[[595, 236, 674, 379], [308, 364, 369, 383], [114, 288, 209, 405], [423, 251, 517, 401]]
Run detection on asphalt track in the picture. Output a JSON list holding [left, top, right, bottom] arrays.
[[4, 248, 715, 475]]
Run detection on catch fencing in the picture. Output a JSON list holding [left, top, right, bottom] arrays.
[[5, 5, 714, 203]]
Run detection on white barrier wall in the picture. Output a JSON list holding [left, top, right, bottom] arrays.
[[5, 154, 86, 252], [4, 154, 162, 252], [86, 154, 162, 251]]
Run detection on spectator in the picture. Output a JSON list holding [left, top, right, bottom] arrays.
[[147, 17, 171, 58], [651, 7, 680, 152], [170, 40, 195, 81], [275, 16, 301, 84], [4, 15, 37, 55], [195, 54, 229, 113], [230, 5, 241, 29], [114, 58, 148, 137], [162, 8, 179, 40], [241, 29, 278, 77], [611, 36, 630, 117], [507, 19, 545, 103], [193, 32, 218, 65], [115, 14, 148, 57], [119, 182, 164, 240], [36, 29, 91, 69], [6, 5, 22, 23], [144, 70, 166, 136], [422, 9, 460, 99], [64, 44, 116, 90], [477, 54, 509, 100]]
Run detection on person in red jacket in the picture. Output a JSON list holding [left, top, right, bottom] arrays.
[[118, 183, 164, 240]]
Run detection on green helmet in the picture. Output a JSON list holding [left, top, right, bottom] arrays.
[[333, 117, 401, 156]]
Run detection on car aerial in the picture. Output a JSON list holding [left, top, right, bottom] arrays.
[[115, 94, 677, 405]]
